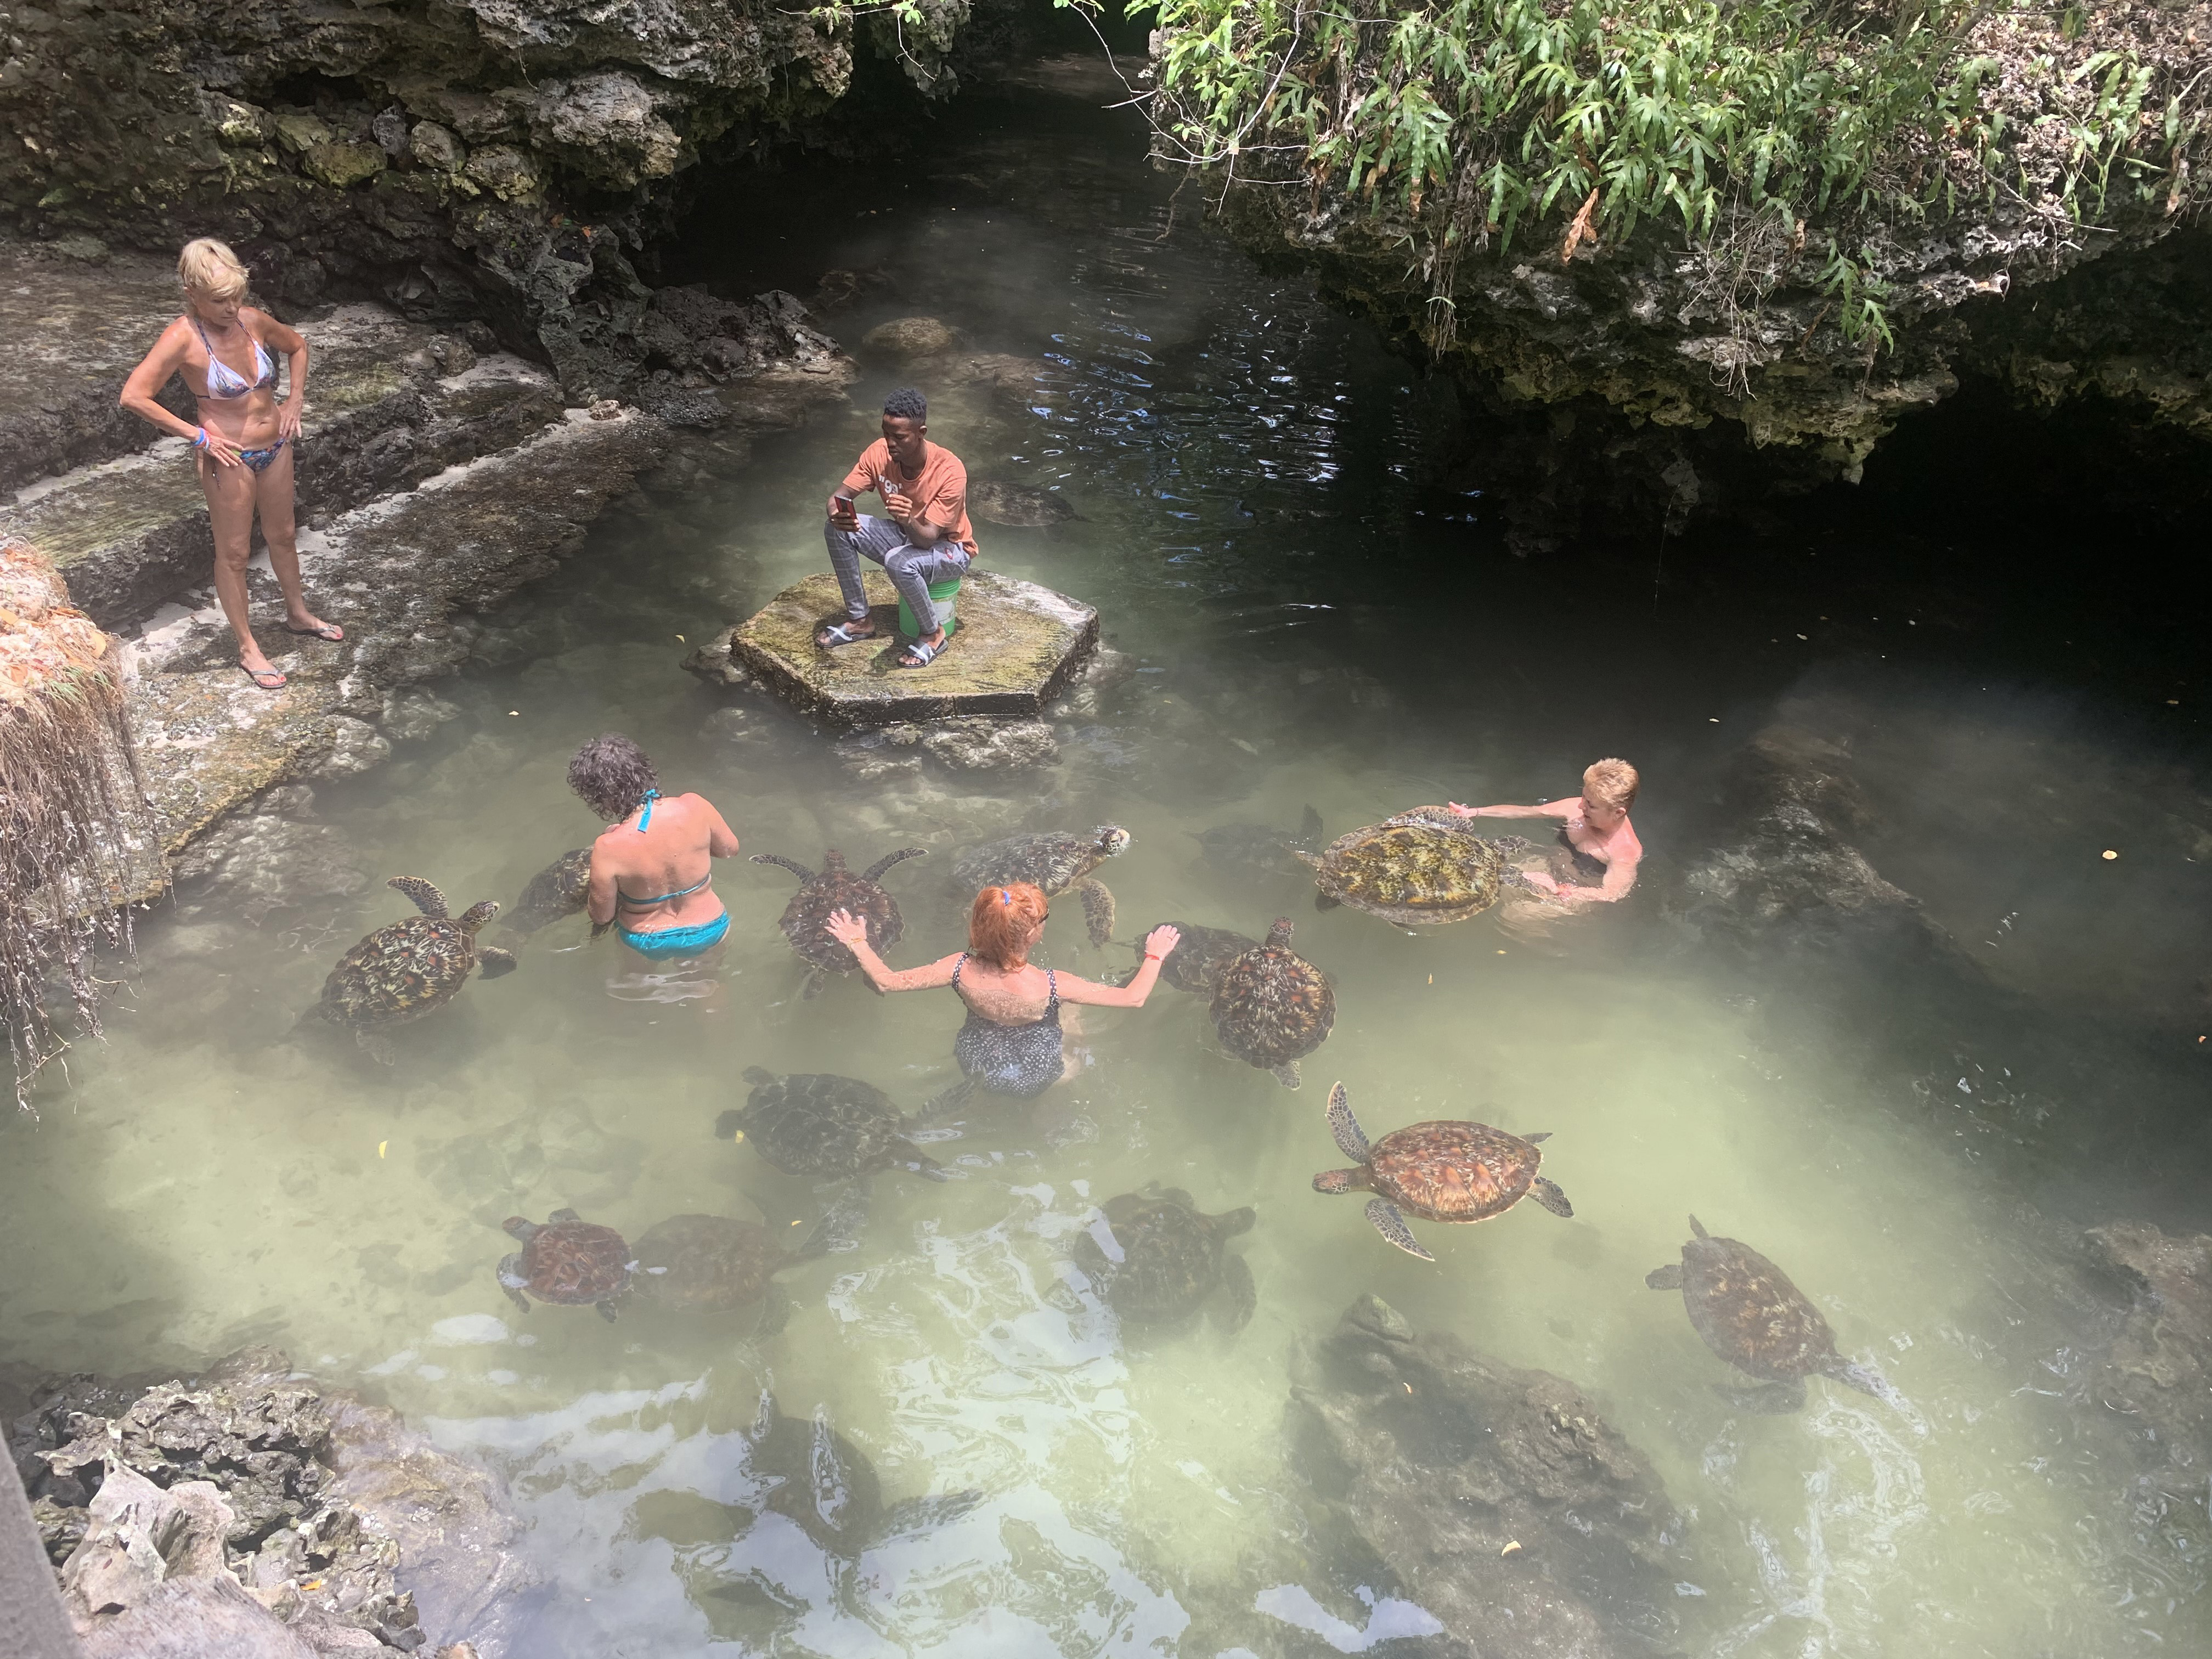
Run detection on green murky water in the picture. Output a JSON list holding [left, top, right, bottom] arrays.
[[6, 65, 2210, 1659]]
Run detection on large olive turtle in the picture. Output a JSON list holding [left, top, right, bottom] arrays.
[[951, 826, 1130, 946], [968, 479, 1079, 527], [752, 845, 926, 996], [716, 1068, 947, 1183], [1193, 805, 1325, 881], [1313, 1083, 1572, 1260], [1209, 917, 1335, 1088], [1130, 920, 1257, 996], [314, 876, 516, 1058], [1297, 805, 1532, 924], [630, 1208, 848, 1331], [498, 1207, 634, 1322], [1072, 1186, 1257, 1332], [1646, 1216, 1898, 1412], [496, 847, 593, 945]]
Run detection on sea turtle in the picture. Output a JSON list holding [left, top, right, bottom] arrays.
[[1193, 805, 1325, 881], [716, 1068, 947, 1182], [498, 847, 593, 943], [314, 876, 516, 1058], [1132, 920, 1257, 996], [1646, 1216, 1897, 1412], [1072, 1186, 1257, 1332], [951, 825, 1130, 946], [1312, 1082, 1572, 1260], [968, 479, 1079, 527], [752, 845, 926, 996], [497, 1207, 634, 1322], [629, 1209, 846, 1330], [1297, 805, 1532, 924], [1209, 917, 1335, 1087]]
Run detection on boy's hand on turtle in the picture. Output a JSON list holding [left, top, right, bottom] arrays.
[[1520, 871, 1562, 896], [825, 909, 868, 945], [1144, 924, 1181, 958]]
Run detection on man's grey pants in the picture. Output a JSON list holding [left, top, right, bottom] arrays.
[[825, 514, 970, 636]]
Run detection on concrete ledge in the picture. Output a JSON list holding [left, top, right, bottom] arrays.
[[712, 569, 1098, 726]]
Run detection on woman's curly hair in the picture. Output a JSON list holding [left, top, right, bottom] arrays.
[[567, 733, 659, 822]]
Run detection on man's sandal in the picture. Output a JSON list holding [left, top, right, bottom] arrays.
[[816, 621, 879, 650], [896, 637, 945, 669]]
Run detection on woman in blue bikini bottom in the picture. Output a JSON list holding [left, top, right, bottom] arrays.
[[567, 734, 741, 965]]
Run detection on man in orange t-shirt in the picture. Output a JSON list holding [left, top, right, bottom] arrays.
[[819, 386, 977, 668]]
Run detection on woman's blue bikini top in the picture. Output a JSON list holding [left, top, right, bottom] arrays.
[[614, 792, 714, 909]]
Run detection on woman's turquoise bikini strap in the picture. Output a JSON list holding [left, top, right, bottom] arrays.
[[636, 788, 662, 831]]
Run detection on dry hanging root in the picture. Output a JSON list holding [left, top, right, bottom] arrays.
[[0, 537, 150, 1108]]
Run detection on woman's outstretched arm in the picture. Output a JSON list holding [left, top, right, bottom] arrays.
[[1054, 925, 1181, 1008], [826, 910, 959, 993]]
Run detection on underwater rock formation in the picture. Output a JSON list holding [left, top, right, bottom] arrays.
[[1289, 1294, 1690, 1659], [2078, 1222, 2212, 1500], [6, 1346, 535, 1656], [0, 538, 156, 1106]]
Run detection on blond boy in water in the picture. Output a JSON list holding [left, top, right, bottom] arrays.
[[1448, 758, 1643, 904]]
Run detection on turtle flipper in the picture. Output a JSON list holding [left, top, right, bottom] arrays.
[[1645, 1263, 1684, 1290], [1364, 1198, 1434, 1261], [1714, 1377, 1806, 1414], [594, 1297, 621, 1324], [1491, 834, 1533, 853], [388, 875, 449, 918], [1530, 1176, 1574, 1218], [800, 967, 828, 1001], [895, 1139, 952, 1182], [497, 1256, 531, 1315], [550, 1207, 582, 1222], [1689, 1215, 1709, 1239], [921, 1078, 979, 1119], [1325, 1082, 1370, 1163], [477, 945, 519, 980], [355, 1028, 397, 1065], [750, 853, 816, 883], [1077, 878, 1116, 947], [1214, 1253, 1257, 1334], [1311, 888, 1340, 912], [1271, 1061, 1302, 1090], [861, 847, 928, 883], [1298, 805, 1324, 845]]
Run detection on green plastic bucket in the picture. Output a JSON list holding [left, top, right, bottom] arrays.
[[899, 575, 963, 639]]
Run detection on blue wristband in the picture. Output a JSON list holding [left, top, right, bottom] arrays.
[[192, 428, 208, 449]]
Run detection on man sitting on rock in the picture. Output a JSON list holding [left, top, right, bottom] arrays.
[[818, 386, 975, 668]]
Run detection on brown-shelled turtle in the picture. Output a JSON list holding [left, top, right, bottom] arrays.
[[951, 826, 1130, 946], [313, 876, 516, 1059], [968, 478, 1080, 527], [1646, 1216, 1898, 1412], [630, 1207, 850, 1331], [717, 1068, 948, 1182], [752, 844, 926, 996], [1209, 917, 1335, 1088], [496, 847, 593, 944], [1072, 1186, 1257, 1332], [1312, 1083, 1572, 1261], [1193, 805, 1325, 881], [1298, 804, 1532, 924], [498, 1207, 635, 1322], [1130, 921, 1258, 996]]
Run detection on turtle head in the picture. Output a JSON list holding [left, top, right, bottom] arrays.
[[822, 848, 849, 872], [501, 1215, 537, 1242], [1093, 826, 1131, 859], [1266, 917, 1294, 948], [1829, 1357, 1902, 1406], [458, 899, 500, 934], [1312, 1168, 1367, 1195], [496, 1252, 528, 1289]]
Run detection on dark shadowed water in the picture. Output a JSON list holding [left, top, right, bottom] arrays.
[[5, 58, 2210, 1659]]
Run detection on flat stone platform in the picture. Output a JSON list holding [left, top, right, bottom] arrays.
[[716, 569, 1098, 725]]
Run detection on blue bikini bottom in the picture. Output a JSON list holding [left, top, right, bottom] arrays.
[[619, 911, 731, 959]]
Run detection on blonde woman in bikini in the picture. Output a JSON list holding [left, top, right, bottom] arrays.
[[120, 238, 337, 691]]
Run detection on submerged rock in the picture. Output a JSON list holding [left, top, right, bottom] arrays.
[[1289, 1294, 1690, 1659], [2078, 1222, 2212, 1499], [861, 317, 959, 359]]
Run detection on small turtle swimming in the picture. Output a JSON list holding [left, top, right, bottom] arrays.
[[1299, 805, 1532, 925], [1209, 917, 1334, 1087], [1193, 805, 1325, 881], [1646, 1216, 1898, 1413], [968, 478, 1079, 528], [498, 1208, 635, 1322], [752, 844, 926, 996], [1073, 1186, 1257, 1333], [629, 1206, 851, 1331], [716, 1068, 948, 1182], [495, 847, 593, 945], [951, 825, 1129, 946], [1313, 1083, 1572, 1260], [1131, 920, 1257, 996], [313, 876, 516, 1058]]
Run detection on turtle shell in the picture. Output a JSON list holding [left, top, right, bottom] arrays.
[[1674, 1230, 1844, 1382], [952, 827, 1126, 896], [506, 1214, 633, 1305], [761, 849, 909, 975], [505, 848, 593, 938], [1210, 921, 1335, 1070], [1366, 1121, 1544, 1223], [1299, 805, 1509, 924], [1132, 921, 1257, 997], [719, 1069, 941, 1181], [1074, 1189, 1254, 1325], [318, 916, 479, 1026], [630, 1214, 794, 1313]]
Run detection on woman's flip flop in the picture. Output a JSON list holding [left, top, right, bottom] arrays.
[[239, 662, 286, 691], [284, 620, 345, 642]]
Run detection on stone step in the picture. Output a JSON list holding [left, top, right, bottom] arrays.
[[1, 302, 563, 628]]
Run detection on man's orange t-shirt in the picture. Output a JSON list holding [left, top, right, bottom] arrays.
[[842, 439, 978, 558]]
